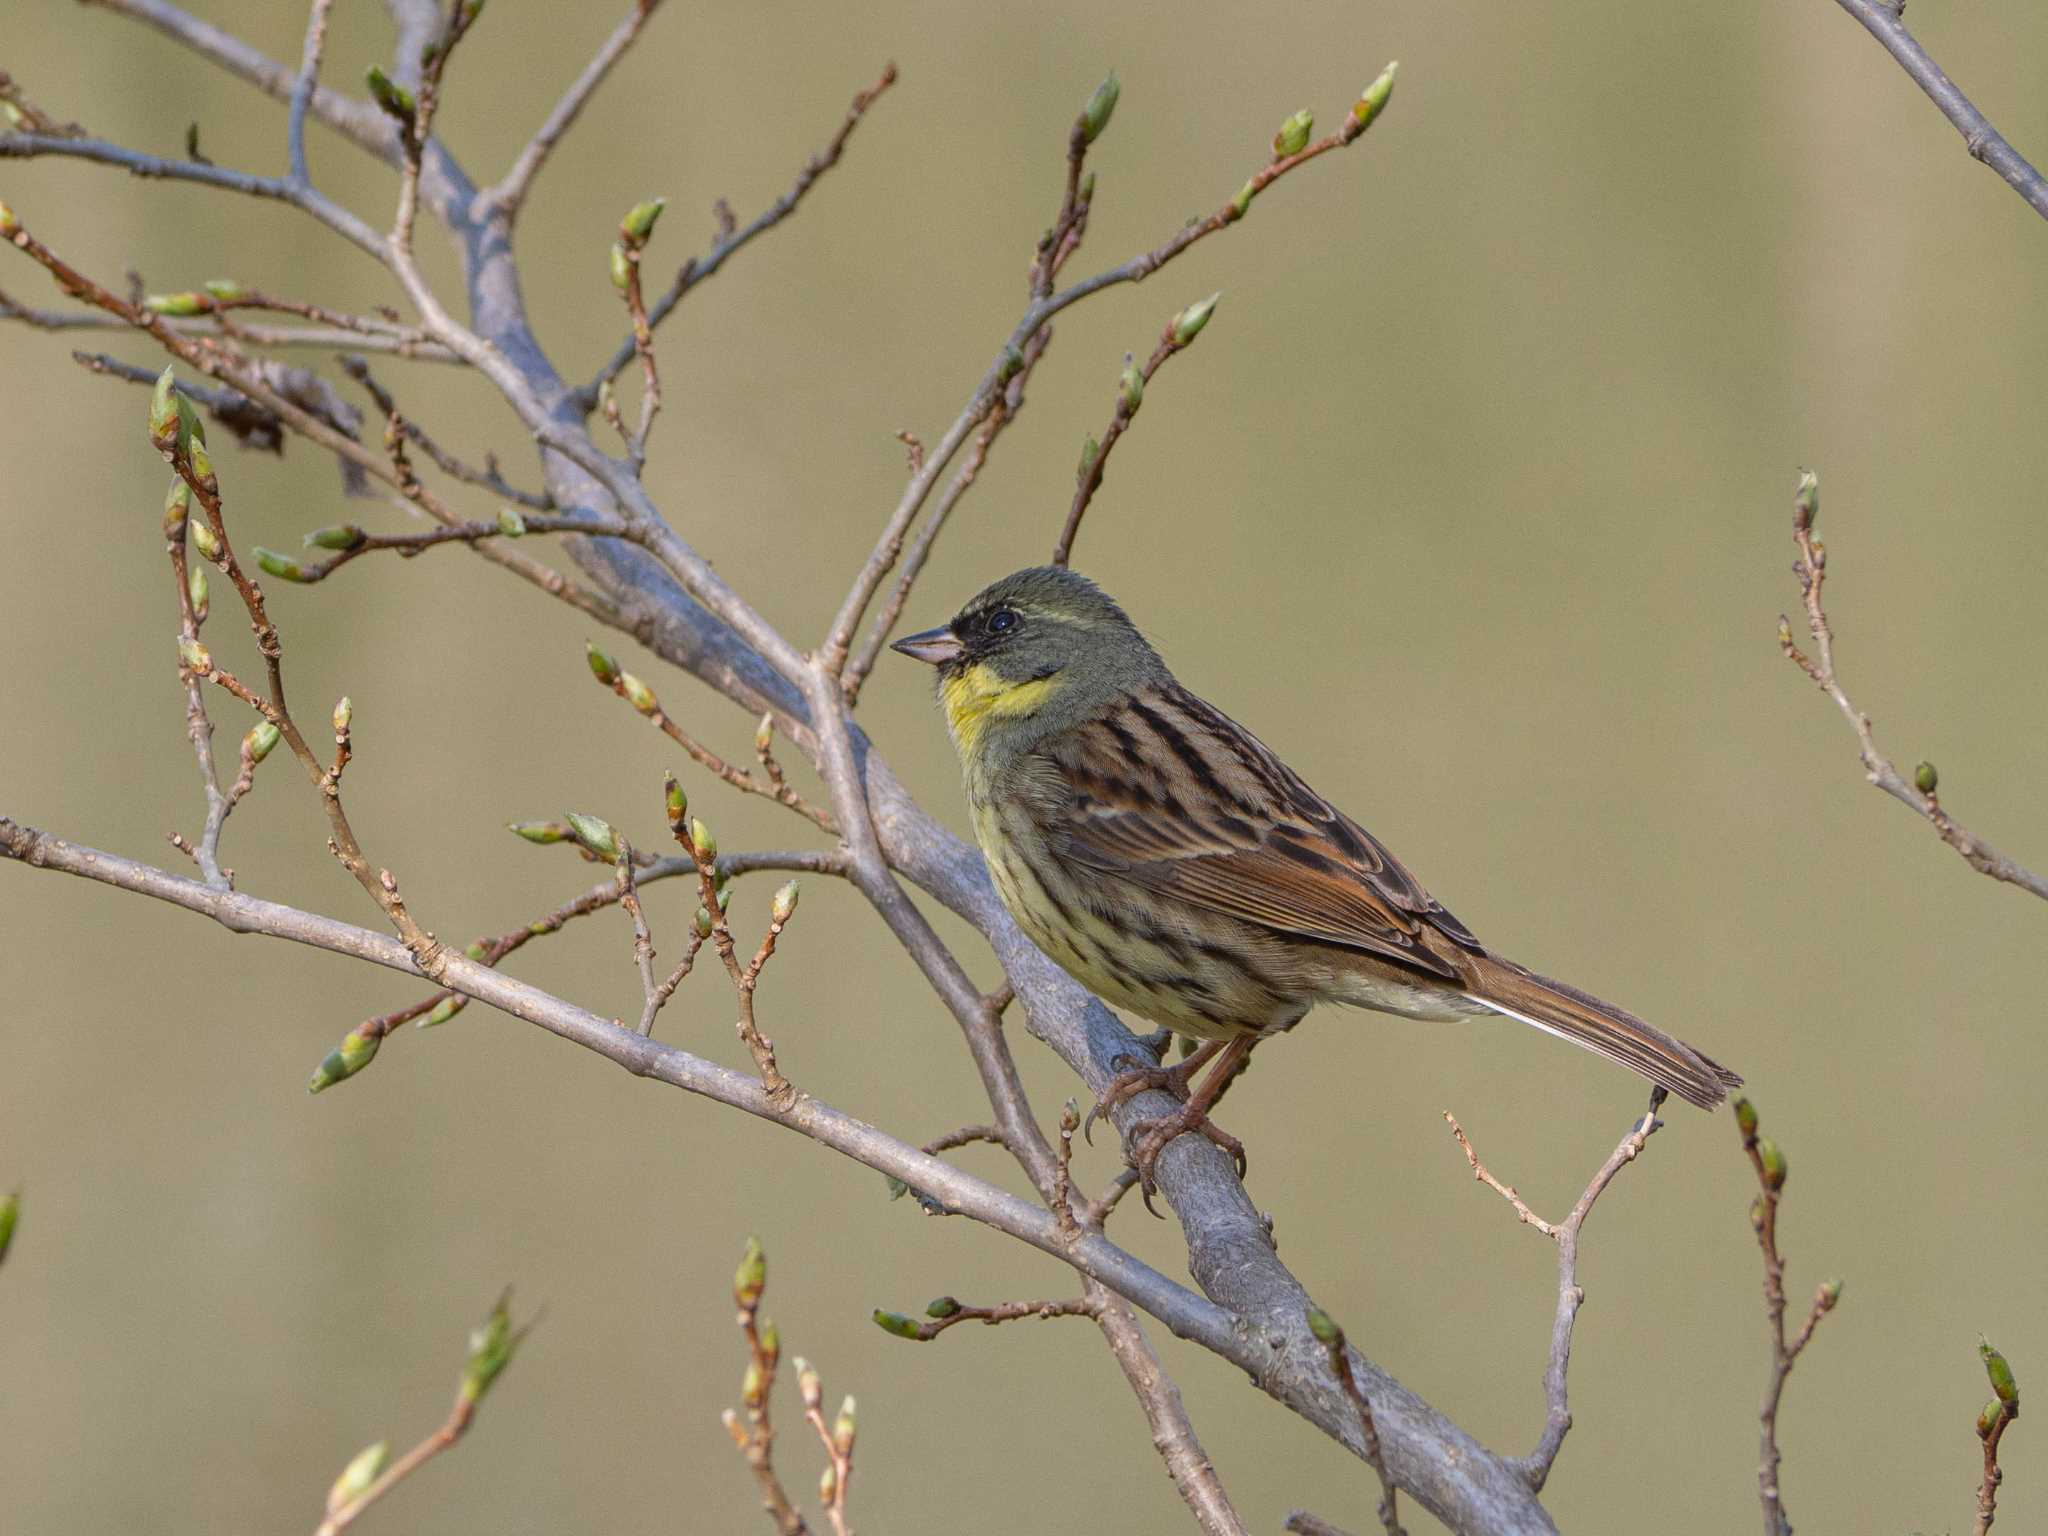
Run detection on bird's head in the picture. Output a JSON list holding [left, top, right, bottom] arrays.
[[892, 566, 1164, 764]]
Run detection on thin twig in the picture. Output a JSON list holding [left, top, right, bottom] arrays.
[[1307, 1309, 1406, 1536], [1975, 1342, 2020, 1535], [882, 1294, 1098, 1342], [1778, 471, 2048, 902], [285, 0, 336, 185]]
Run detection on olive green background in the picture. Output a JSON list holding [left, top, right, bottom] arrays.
[[5, 2, 2046, 1531]]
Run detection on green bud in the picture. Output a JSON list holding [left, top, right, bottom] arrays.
[[833, 1395, 856, 1454], [883, 1175, 909, 1200], [662, 773, 687, 830], [621, 197, 667, 243], [1914, 761, 1938, 795], [145, 291, 208, 318], [618, 671, 659, 715], [757, 1318, 780, 1369], [694, 906, 715, 939], [586, 642, 620, 686], [1119, 356, 1144, 414], [463, 942, 488, 961], [871, 1309, 923, 1340], [689, 817, 717, 862], [1980, 1399, 2004, 1440], [739, 1358, 765, 1406], [1304, 1306, 1342, 1348], [1793, 469, 1820, 531], [175, 390, 207, 447], [1734, 1097, 1758, 1139], [1757, 1136, 1787, 1191], [0, 1188, 17, 1267], [1350, 62, 1398, 133], [1749, 1193, 1766, 1231], [308, 1024, 380, 1093], [243, 721, 280, 763], [178, 636, 212, 673], [0, 199, 16, 236], [202, 279, 247, 301], [1272, 108, 1313, 158], [1817, 1277, 1842, 1311], [1078, 170, 1097, 205], [1, 102, 23, 130], [326, 1441, 389, 1515], [1230, 178, 1257, 219], [459, 1288, 530, 1405], [716, 884, 732, 914], [163, 478, 191, 538], [1077, 436, 1099, 485], [563, 811, 619, 861], [796, 1356, 821, 1410], [509, 819, 569, 844], [925, 1295, 962, 1319], [365, 65, 416, 121], [417, 995, 463, 1029], [734, 1235, 766, 1308], [771, 881, 800, 924], [1171, 291, 1221, 346], [818, 1463, 838, 1504], [753, 714, 775, 756], [1079, 70, 1119, 144], [331, 696, 352, 735], [496, 507, 525, 538], [188, 563, 210, 623], [1981, 1338, 2020, 1407], [998, 343, 1026, 382], [254, 547, 311, 582], [192, 519, 222, 563], [185, 435, 218, 497], [608, 241, 632, 292], [148, 366, 180, 450], [304, 524, 366, 551]]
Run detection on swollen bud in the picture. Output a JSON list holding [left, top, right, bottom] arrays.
[[796, 1356, 822, 1410], [819, 1463, 838, 1505], [1230, 177, 1257, 220], [304, 524, 366, 551], [734, 1235, 767, 1309], [925, 1295, 962, 1319], [563, 811, 619, 862], [689, 817, 718, 863], [694, 906, 715, 939], [243, 721, 281, 764], [509, 820, 570, 844], [1272, 108, 1313, 158], [1077, 436, 1099, 485], [1304, 1307, 1342, 1348], [1350, 62, 1398, 133], [833, 1395, 856, 1455], [459, 1289, 530, 1405], [757, 1318, 781, 1370], [1756, 1136, 1787, 1191], [620, 197, 667, 243], [1119, 356, 1144, 414], [145, 292, 208, 317], [1980, 1400, 2004, 1440], [417, 996, 463, 1029], [0, 1188, 17, 1267], [1733, 1097, 1758, 1139], [754, 714, 775, 756], [608, 241, 632, 292], [1981, 1338, 2020, 1407], [1171, 291, 1221, 346], [326, 1441, 389, 1515], [586, 642, 620, 686], [1079, 70, 1119, 144], [178, 636, 213, 674], [1914, 761, 1938, 796], [618, 671, 659, 715], [1793, 469, 1819, 532], [192, 519, 222, 563], [331, 696, 353, 735], [871, 1309, 923, 1340], [664, 773, 687, 829], [0, 199, 16, 236], [496, 507, 526, 538], [1078, 170, 1097, 205], [1817, 1278, 1842, 1311], [163, 478, 191, 539], [188, 563, 210, 623], [771, 881, 800, 924], [202, 279, 247, 301], [148, 366, 180, 452], [254, 547, 311, 582], [185, 435, 218, 498], [308, 1023, 380, 1092], [364, 65, 416, 121]]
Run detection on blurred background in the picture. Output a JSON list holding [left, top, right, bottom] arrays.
[[5, 1, 2047, 1531]]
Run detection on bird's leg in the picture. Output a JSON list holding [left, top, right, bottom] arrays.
[[1126, 1034, 1259, 1212], [1084, 1037, 1226, 1145]]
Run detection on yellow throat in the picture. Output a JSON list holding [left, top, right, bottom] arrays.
[[940, 663, 1064, 759]]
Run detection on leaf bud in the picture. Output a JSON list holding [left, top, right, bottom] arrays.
[[695, 906, 715, 939], [496, 507, 526, 538], [1793, 469, 1819, 531], [1230, 178, 1257, 220], [1980, 1399, 2003, 1440], [1077, 435, 1099, 485], [618, 671, 659, 715], [418, 996, 463, 1029], [689, 817, 717, 863], [1272, 107, 1313, 158], [304, 524, 366, 551], [1981, 1338, 2020, 1407], [308, 1023, 379, 1092], [188, 563, 210, 623], [1757, 1136, 1787, 1191], [1119, 355, 1143, 414], [0, 1188, 17, 1266], [145, 291, 208, 317], [509, 820, 570, 844], [1079, 70, 1119, 144], [331, 696, 352, 735], [871, 1309, 923, 1340], [1817, 1277, 1842, 1311], [1350, 62, 1398, 132], [771, 881, 800, 924], [796, 1356, 821, 1410], [202, 279, 247, 301], [620, 197, 667, 243], [1914, 761, 1938, 796], [326, 1441, 389, 1515], [364, 65, 416, 121], [819, 1463, 838, 1504], [1171, 291, 1221, 345], [833, 1395, 856, 1455], [243, 721, 280, 763], [163, 477, 191, 538], [178, 636, 212, 673], [148, 366, 180, 451], [1304, 1306, 1342, 1348], [1733, 1097, 1758, 1139], [608, 241, 632, 292], [459, 1288, 529, 1405], [254, 547, 311, 582], [734, 1235, 766, 1309], [191, 519, 222, 563], [586, 642, 620, 685], [925, 1295, 962, 1319], [563, 811, 618, 861], [664, 773, 687, 829]]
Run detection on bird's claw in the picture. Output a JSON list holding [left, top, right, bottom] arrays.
[[1128, 1105, 1249, 1217], [1083, 1052, 1199, 1146]]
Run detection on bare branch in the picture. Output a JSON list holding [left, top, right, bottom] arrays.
[[1778, 471, 2048, 902], [1975, 1340, 2021, 1536], [286, 0, 337, 186]]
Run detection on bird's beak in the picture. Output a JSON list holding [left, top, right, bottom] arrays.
[[890, 625, 965, 666]]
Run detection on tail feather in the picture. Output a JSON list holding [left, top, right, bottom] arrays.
[[1460, 955, 1742, 1110]]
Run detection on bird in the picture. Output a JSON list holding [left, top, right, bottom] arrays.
[[891, 566, 1741, 1198]]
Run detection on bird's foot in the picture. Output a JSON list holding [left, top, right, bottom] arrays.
[[1083, 1039, 1225, 1145], [1128, 1103, 1248, 1215]]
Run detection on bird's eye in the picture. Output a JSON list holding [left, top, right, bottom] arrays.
[[986, 608, 1018, 635]]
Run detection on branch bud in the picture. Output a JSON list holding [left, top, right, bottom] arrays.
[[1118, 355, 1143, 414], [1079, 70, 1119, 144], [148, 366, 180, 452], [307, 1023, 379, 1092], [1350, 62, 1398, 133], [364, 65, 416, 121], [145, 291, 208, 318], [818, 1462, 838, 1505], [0, 200, 16, 237], [694, 906, 715, 938], [620, 197, 667, 243], [1078, 170, 1096, 206], [304, 524, 366, 551], [1980, 1399, 2004, 1440], [188, 563, 210, 623], [185, 435, 218, 498], [1076, 436, 1099, 485], [163, 478, 191, 539], [1304, 1306, 1343, 1348], [925, 1295, 961, 1319], [1230, 177, 1257, 220], [1981, 1338, 2020, 1407], [833, 1395, 856, 1455], [586, 642, 620, 686], [1756, 1136, 1787, 1191], [178, 636, 213, 674], [1816, 1277, 1842, 1311], [1272, 108, 1313, 159], [618, 671, 659, 715], [796, 1356, 821, 1411], [1914, 761, 1938, 796], [1733, 1096, 1758, 1140], [689, 817, 718, 863], [871, 1309, 923, 1340], [243, 721, 280, 764], [192, 519, 222, 563], [459, 1288, 531, 1405], [496, 507, 526, 538], [740, 1359, 766, 1408], [508, 819, 571, 844], [202, 279, 246, 301], [734, 1235, 766, 1310], [756, 1317, 780, 1371], [563, 811, 619, 862], [326, 1441, 389, 1515], [608, 241, 632, 292], [771, 881, 800, 924], [1171, 291, 1221, 346], [331, 696, 352, 735], [664, 772, 687, 830], [0, 1188, 17, 1267], [418, 996, 464, 1028], [1793, 469, 1819, 532], [254, 547, 311, 582]]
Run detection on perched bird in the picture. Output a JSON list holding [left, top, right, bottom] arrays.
[[893, 566, 1740, 1195]]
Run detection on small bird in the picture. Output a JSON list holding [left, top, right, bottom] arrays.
[[893, 567, 1740, 1196]]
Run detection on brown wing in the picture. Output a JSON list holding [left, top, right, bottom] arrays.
[[1050, 685, 1482, 978]]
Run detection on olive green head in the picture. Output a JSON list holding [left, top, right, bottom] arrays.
[[892, 566, 1166, 763]]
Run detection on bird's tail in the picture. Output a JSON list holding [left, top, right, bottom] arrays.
[[1459, 954, 1742, 1110]]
